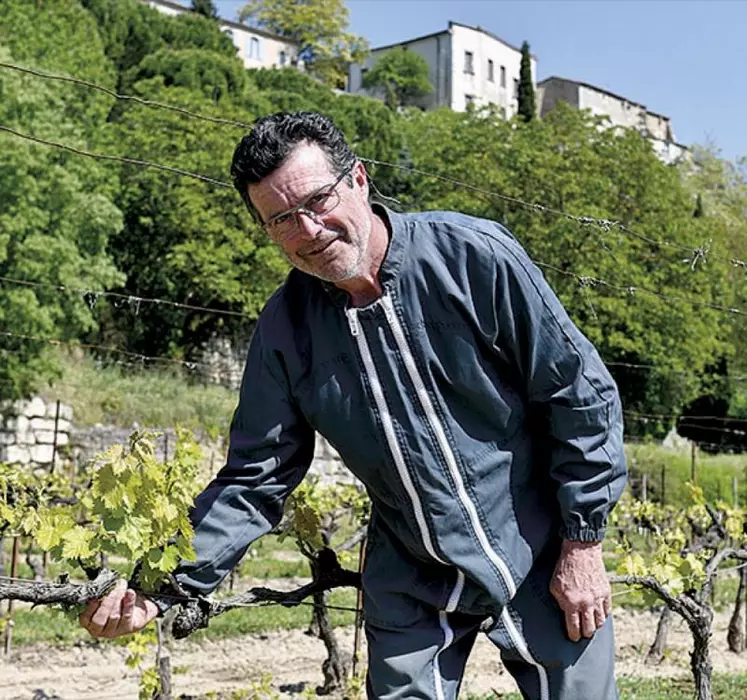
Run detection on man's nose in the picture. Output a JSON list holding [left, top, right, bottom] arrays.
[[295, 209, 323, 237]]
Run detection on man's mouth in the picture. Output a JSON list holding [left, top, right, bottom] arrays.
[[303, 237, 338, 257]]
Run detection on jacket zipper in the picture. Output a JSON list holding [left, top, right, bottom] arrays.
[[379, 293, 518, 599], [346, 306, 444, 565]]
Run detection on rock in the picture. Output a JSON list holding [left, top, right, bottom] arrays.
[[4, 445, 31, 465], [17, 429, 36, 445], [45, 402, 73, 422], [4, 415, 29, 434], [35, 431, 56, 445], [30, 418, 58, 432], [30, 443, 55, 464], [21, 397, 47, 419]]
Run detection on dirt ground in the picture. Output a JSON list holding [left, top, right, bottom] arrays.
[[2, 605, 747, 700]]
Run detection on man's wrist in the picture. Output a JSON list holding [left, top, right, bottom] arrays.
[[561, 538, 603, 552]]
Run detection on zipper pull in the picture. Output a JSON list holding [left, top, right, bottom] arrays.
[[346, 308, 360, 336]]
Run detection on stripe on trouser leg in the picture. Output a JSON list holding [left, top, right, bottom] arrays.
[[433, 611, 454, 700], [433, 571, 465, 700], [501, 607, 549, 700]]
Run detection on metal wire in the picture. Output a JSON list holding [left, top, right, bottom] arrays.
[[0, 61, 253, 130], [0, 124, 231, 189]]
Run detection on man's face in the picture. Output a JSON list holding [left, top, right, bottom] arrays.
[[248, 143, 373, 283]]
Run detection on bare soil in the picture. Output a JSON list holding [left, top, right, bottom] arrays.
[[2, 606, 747, 699]]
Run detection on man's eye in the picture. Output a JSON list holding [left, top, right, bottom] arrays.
[[308, 192, 332, 208], [272, 213, 292, 226]]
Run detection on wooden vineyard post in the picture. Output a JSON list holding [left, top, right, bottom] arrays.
[[352, 536, 367, 679], [3, 537, 20, 656]]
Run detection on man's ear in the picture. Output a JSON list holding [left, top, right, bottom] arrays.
[[354, 161, 369, 194]]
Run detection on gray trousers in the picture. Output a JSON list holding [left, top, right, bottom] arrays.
[[364, 545, 618, 700]]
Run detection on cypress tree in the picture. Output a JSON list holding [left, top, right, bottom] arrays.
[[517, 40, 536, 122], [693, 193, 705, 218], [192, 0, 217, 19]]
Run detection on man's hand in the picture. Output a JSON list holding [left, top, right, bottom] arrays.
[[549, 539, 611, 642], [79, 580, 159, 639]]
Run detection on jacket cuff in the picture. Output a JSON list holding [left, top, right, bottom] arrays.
[[560, 524, 606, 542]]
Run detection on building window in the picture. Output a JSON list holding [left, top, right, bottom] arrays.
[[279, 50, 287, 67], [513, 78, 519, 99], [488, 59, 494, 82], [247, 37, 261, 60], [464, 51, 474, 75], [465, 94, 475, 108], [500, 65, 506, 88]]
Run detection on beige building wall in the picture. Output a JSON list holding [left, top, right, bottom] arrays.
[[539, 76, 689, 165], [578, 85, 646, 130], [349, 22, 535, 119], [449, 23, 535, 117]]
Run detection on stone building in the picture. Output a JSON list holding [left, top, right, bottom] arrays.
[[537, 76, 689, 164], [348, 21, 536, 118]]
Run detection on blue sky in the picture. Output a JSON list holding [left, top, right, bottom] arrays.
[[214, 0, 746, 162]]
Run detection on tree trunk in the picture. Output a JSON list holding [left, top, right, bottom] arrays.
[[25, 546, 44, 582], [688, 609, 714, 700], [727, 567, 747, 652], [154, 618, 172, 700], [313, 590, 347, 695], [647, 606, 673, 664]]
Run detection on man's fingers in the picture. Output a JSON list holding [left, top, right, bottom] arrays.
[[595, 600, 608, 629], [564, 610, 581, 642], [603, 595, 612, 618], [580, 608, 596, 638], [82, 581, 126, 637], [78, 600, 99, 630], [120, 590, 139, 632]]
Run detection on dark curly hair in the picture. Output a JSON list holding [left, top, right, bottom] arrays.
[[230, 111, 357, 220]]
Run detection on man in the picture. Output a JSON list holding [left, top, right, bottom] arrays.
[[80, 111, 626, 699]]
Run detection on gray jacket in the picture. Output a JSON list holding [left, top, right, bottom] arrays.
[[173, 207, 626, 621]]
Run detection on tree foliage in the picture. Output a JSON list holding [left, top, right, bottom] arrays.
[[362, 46, 432, 110], [0, 0, 745, 425], [238, 0, 369, 88], [395, 104, 734, 420], [0, 0, 124, 398], [191, 0, 217, 19]]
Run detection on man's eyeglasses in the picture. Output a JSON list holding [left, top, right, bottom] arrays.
[[263, 164, 354, 241]]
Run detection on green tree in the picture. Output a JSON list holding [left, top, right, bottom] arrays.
[[693, 192, 705, 218], [238, 0, 369, 88], [191, 0, 217, 18], [0, 0, 116, 131], [100, 74, 280, 358], [131, 48, 248, 101], [82, 0, 235, 93], [679, 147, 747, 418], [394, 103, 734, 421], [361, 46, 432, 111], [517, 40, 535, 122], [0, 45, 124, 399]]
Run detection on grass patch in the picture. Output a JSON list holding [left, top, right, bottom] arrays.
[[38, 349, 237, 434], [467, 673, 747, 699], [626, 442, 747, 506]]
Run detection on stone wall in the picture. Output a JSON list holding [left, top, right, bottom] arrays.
[[0, 396, 357, 488], [0, 398, 73, 468]]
